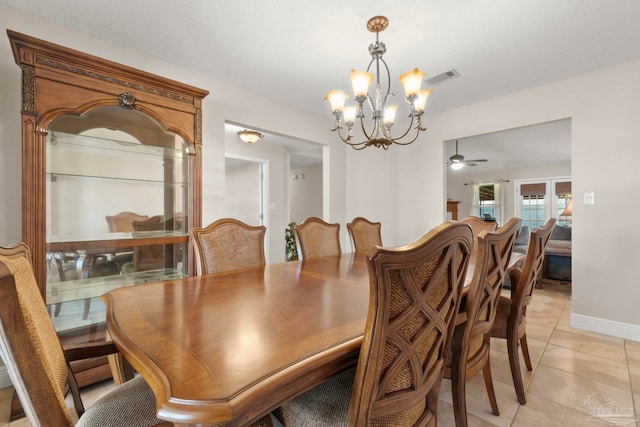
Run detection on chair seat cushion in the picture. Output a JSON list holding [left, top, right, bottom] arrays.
[[278, 367, 355, 427], [77, 375, 164, 427]]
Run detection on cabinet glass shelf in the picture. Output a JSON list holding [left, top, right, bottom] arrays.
[[47, 172, 188, 186]]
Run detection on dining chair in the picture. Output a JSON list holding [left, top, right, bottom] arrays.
[[277, 221, 474, 426], [294, 217, 341, 259], [191, 218, 267, 275], [105, 211, 149, 272], [105, 211, 150, 233], [0, 242, 276, 427], [346, 216, 382, 253], [460, 215, 498, 241], [445, 216, 522, 427], [491, 218, 556, 405], [0, 242, 169, 426], [130, 215, 168, 272]]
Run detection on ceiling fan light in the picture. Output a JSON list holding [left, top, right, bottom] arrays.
[[450, 162, 464, 170]]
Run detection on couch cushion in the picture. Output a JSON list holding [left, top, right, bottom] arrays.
[[550, 225, 571, 241]]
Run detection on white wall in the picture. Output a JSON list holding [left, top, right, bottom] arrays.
[[225, 162, 262, 226], [396, 59, 640, 340], [290, 164, 323, 225], [0, 5, 348, 261], [446, 162, 572, 219]]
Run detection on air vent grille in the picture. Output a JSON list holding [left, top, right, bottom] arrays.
[[425, 69, 461, 86]]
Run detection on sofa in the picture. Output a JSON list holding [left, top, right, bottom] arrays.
[[543, 225, 572, 284], [512, 223, 572, 285]]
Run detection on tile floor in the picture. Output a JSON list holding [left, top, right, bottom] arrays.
[[1, 283, 638, 426]]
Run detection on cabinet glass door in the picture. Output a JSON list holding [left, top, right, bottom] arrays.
[[45, 106, 190, 337]]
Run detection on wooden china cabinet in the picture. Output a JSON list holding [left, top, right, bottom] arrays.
[[8, 30, 208, 386]]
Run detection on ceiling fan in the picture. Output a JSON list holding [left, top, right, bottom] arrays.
[[447, 140, 488, 169]]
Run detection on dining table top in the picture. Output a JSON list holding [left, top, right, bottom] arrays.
[[102, 246, 498, 426], [102, 252, 372, 426]]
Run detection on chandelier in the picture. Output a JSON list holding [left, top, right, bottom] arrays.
[[325, 16, 432, 150]]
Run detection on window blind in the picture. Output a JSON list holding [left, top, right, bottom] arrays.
[[555, 181, 572, 197], [520, 183, 546, 197]]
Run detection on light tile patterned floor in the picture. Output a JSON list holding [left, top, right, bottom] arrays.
[[1, 283, 638, 426]]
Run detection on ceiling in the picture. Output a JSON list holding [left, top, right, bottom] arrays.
[[2, 1, 639, 169], [445, 118, 572, 174]]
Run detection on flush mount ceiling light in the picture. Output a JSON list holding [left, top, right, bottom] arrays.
[[237, 129, 264, 144], [325, 16, 432, 150]]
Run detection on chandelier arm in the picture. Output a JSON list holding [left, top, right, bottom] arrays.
[[383, 115, 416, 141], [388, 125, 424, 146]]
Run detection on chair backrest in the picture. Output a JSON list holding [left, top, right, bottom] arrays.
[[105, 211, 149, 232], [294, 217, 341, 259], [191, 218, 267, 275], [131, 215, 168, 271], [347, 222, 474, 426], [460, 216, 498, 241], [510, 218, 556, 323], [462, 217, 522, 345], [0, 243, 76, 426], [347, 217, 382, 253]]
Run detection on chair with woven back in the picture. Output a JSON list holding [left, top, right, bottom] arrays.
[[346, 216, 382, 253], [445, 216, 522, 427], [491, 218, 556, 405], [460, 215, 498, 241], [277, 221, 475, 426], [191, 218, 267, 275], [0, 242, 276, 427], [0, 242, 168, 426], [294, 217, 341, 259]]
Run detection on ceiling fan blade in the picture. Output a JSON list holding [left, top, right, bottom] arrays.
[[463, 159, 488, 163]]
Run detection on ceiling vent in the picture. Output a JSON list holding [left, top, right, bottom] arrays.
[[425, 69, 461, 86]]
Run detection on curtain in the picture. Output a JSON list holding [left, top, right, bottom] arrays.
[[494, 180, 506, 226], [469, 181, 480, 217]]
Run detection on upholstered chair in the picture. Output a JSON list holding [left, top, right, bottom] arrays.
[[444, 217, 522, 427], [277, 221, 474, 426], [0, 243, 168, 426], [191, 218, 266, 275], [294, 217, 341, 259], [0, 242, 276, 427], [491, 218, 556, 404], [346, 216, 382, 253]]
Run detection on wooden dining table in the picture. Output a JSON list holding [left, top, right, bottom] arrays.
[[102, 239, 523, 426], [102, 252, 372, 426]]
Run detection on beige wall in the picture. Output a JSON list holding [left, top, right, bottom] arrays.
[[290, 164, 323, 225], [393, 59, 640, 339]]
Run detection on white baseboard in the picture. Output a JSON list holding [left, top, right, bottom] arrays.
[[0, 366, 11, 389], [571, 313, 640, 342]]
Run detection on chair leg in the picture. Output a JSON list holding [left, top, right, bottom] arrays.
[[451, 354, 468, 427], [508, 334, 527, 405], [482, 358, 500, 416], [520, 334, 533, 371]]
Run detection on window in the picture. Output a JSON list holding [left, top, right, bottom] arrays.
[[479, 184, 496, 220], [515, 178, 571, 229]]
